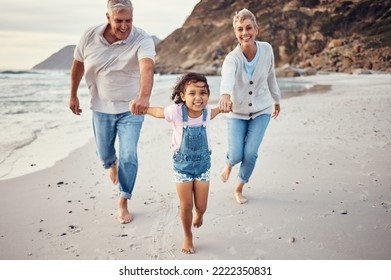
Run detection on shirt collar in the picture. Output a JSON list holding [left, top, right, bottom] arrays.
[[98, 23, 134, 46]]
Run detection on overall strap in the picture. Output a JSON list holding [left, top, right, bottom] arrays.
[[181, 104, 188, 127], [202, 108, 208, 126], [182, 105, 208, 126]]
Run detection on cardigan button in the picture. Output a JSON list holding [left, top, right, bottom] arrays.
[[249, 91, 253, 95], [249, 112, 253, 117], [249, 103, 252, 106], [249, 81, 253, 85]]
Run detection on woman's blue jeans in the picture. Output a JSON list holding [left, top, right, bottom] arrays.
[[225, 114, 271, 183], [92, 111, 144, 199]]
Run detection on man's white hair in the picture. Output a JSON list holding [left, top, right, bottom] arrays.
[[107, 0, 133, 14]]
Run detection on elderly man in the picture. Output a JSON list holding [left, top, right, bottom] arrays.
[[69, 0, 155, 224]]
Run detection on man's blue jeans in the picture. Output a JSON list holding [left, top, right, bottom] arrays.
[[92, 111, 144, 199], [225, 114, 271, 183]]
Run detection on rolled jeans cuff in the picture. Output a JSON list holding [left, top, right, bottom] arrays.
[[238, 176, 249, 184], [120, 191, 132, 200]]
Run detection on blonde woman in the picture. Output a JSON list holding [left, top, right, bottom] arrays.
[[219, 8, 281, 204]]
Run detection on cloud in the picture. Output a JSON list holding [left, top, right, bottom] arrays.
[[0, 0, 200, 69]]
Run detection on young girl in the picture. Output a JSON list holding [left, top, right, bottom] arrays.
[[143, 73, 220, 254]]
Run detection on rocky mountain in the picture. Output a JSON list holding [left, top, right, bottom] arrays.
[[155, 0, 391, 75], [32, 45, 75, 70]]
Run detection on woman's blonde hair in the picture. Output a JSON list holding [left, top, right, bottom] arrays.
[[233, 8, 258, 29]]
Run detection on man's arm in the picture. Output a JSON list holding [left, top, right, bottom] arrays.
[[69, 59, 84, 115], [130, 58, 154, 115]]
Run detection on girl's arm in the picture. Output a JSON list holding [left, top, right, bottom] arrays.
[[147, 107, 165, 119], [210, 106, 221, 120]]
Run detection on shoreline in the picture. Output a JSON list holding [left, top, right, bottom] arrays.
[[1, 73, 390, 260], [0, 73, 314, 182], [0, 69, 92, 181]]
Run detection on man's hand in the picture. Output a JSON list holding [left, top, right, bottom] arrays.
[[130, 96, 149, 115], [69, 96, 82, 115]]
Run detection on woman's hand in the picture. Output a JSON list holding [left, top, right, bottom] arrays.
[[219, 94, 232, 113], [272, 103, 280, 119]]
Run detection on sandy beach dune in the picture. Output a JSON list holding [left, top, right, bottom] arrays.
[[0, 73, 390, 260]]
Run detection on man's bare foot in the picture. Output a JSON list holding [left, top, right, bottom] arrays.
[[182, 235, 195, 254], [118, 198, 133, 224], [220, 165, 232, 183], [192, 213, 203, 228], [109, 161, 118, 185], [234, 191, 248, 204]]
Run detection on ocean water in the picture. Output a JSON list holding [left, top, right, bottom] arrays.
[[0, 70, 313, 180]]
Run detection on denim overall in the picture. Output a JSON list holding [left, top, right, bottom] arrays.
[[173, 105, 211, 182]]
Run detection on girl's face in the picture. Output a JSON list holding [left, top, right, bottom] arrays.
[[234, 18, 258, 47], [180, 81, 210, 118]]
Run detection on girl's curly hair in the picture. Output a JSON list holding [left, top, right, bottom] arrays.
[[171, 73, 210, 104]]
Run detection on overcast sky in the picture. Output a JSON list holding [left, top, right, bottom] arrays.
[[0, 0, 199, 70]]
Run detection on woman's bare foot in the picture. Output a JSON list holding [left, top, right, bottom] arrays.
[[118, 198, 133, 224], [182, 235, 195, 254], [109, 161, 118, 185], [234, 191, 248, 204], [192, 213, 203, 228], [220, 165, 232, 183]]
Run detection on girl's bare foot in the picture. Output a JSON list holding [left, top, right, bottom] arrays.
[[220, 165, 232, 183], [118, 209, 133, 224], [192, 213, 203, 228], [109, 161, 118, 185], [118, 198, 133, 224], [234, 191, 248, 204], [182, 235, 195, 254]]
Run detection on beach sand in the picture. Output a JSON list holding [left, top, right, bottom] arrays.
[[0, 73, 390, 260]]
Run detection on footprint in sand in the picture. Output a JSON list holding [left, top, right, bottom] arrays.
[[67, 225, 81, 234], [241, 227, 254, 234], [355, 225, 366, 232], [129, 243, 142, 251], [255, 249, 268, 256], [228, 247, 238, 255]]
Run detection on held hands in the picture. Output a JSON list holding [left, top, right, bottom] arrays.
[[218, 95, 280, 119], [219, 94, 232, 113], [129, 96, 150, 115], [69, 96, 82, 115]]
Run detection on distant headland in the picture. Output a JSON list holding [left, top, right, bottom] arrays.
[[32, 0, 391, 76]]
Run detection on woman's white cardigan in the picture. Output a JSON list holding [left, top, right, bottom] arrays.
[[220, 41, 281, 120]]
